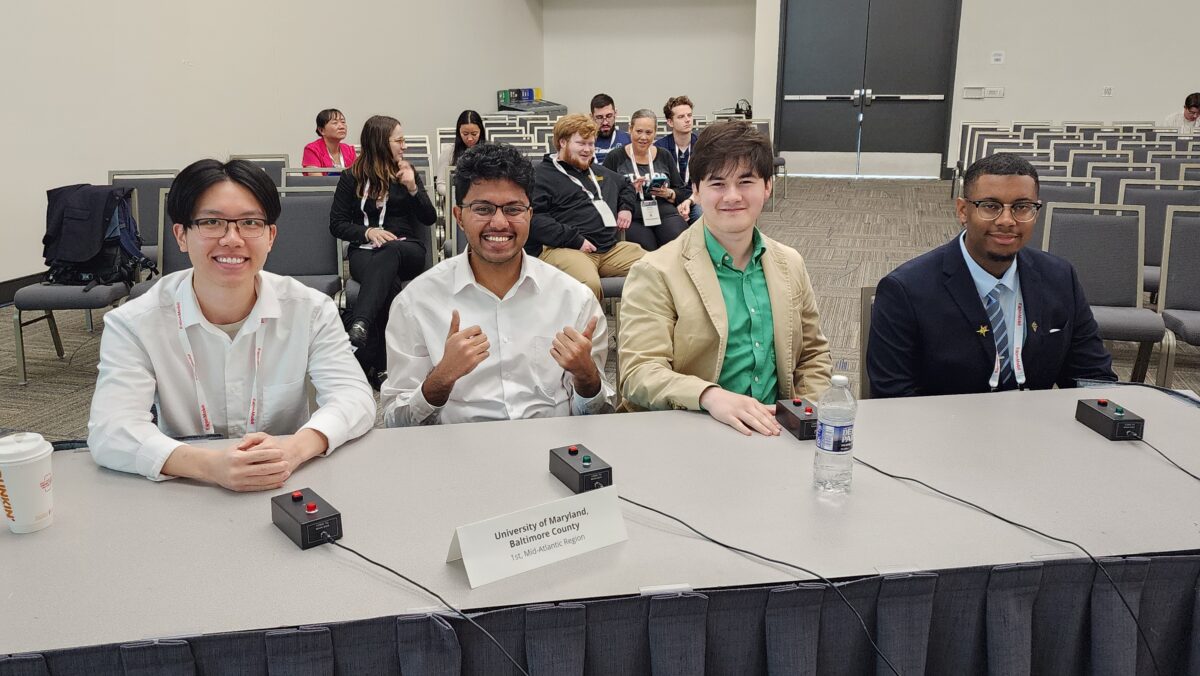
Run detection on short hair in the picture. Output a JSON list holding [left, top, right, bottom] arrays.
[[553, 114, 599, 149], [629, 109, 657, 127], [663, 95, 694, 120], [590, 93, 615, 112], [1185, 93, 1200, 110], [315, 108, 344, 136], [688, 120, 774, 187], [452, 143, 535, 206], [167, 159, 281, 227], [962, 153, 1040, 198]]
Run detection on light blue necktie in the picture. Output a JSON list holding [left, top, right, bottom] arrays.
[[986, 286, 1015, 388]]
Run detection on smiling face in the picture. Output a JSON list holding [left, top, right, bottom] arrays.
[[558, 132, 595, 170], [630, 116, 656, 153], [389, 123, 407, 164], [692, 160, 771, 238], [173, 180, 276, 293], [956, 173, 1039, 275], [453, 178, 531, 267]]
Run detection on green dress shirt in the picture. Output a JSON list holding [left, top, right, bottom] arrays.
[[704, 227, 778, 404]]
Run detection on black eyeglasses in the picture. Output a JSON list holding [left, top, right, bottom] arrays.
[[964, 200, 1042, 223], [463, 201, 531, 219], [190, 218, 270, 238]]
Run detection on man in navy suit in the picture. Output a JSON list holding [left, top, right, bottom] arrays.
[[867, 153, 1116, 398]]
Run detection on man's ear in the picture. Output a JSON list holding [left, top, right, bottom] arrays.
[[172, 222, 188, 252]]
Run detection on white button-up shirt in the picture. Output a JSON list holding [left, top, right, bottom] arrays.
[[382, 252, 615, 426], [88, 270, 376, 480]]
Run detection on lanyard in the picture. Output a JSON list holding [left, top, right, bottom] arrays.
[[175, 302, 263, 434], [597, 131, 620, 151], [360, 180, 386, 228], [553, 155, 605, 200], [988, 296, 1026, 390], [625, 145, 656, 198]]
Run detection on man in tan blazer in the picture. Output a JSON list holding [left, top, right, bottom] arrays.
[[619, 121, 832, 435]]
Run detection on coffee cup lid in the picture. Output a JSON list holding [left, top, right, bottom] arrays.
[[0, 432, 53, 464]]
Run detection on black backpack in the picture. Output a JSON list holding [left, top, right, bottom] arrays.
[[42, 184, 158, 290]]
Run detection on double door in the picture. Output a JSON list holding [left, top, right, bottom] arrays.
[[776, 0, 961, 176]]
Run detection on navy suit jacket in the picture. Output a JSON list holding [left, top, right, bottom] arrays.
[[867, 236, 1116, 398]]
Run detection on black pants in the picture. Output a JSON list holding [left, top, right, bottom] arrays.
[[348, 239, 425, 369], [624, 211, 688, 252]]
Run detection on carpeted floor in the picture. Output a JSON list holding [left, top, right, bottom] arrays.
[[2, 177, 1195, 441]]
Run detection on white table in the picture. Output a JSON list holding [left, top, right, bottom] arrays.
[[4, 385, 1198, 654]]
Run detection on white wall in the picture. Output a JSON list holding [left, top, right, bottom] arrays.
[[0, 0, 544, 282], [541, 0, 756, 122], [947, 0, 1200, 167]]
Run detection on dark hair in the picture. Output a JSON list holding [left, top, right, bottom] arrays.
[[590, 93, 615, 112], [663, 95, 694, 121], [1185, 93, 1200, 110], [315, 108, 344, 136], [350, 115, 402, 201], [962, 153, 1040, 198], [167, 159, 280, 227], [688, 120, 774, 188], [452, 110, 486, 164], [452, 143, 535, 206]]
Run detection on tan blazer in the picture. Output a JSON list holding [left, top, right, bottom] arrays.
[[618, 220, 833, 411]]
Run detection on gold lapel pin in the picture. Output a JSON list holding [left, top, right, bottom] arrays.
[[977, 325, 989, 337], [1031, 321, 1039, 333]]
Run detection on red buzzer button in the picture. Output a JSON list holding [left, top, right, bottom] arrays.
[[804, 406, 814, 415], [568, 445, 579, 455], [792, 398, 802, 405], [305, 502, 318, 514], [1098, 399, 1108, 406], [291, 491, 303, 502]]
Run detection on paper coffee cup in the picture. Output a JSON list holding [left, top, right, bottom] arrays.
[[0, 432, 54, 534]]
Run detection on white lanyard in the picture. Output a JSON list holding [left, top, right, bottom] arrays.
[[597, 132, 620, 151], [677, 145, 690, 184], [175, 302, 263, 434], [988, 297, 1026, 390], [359, 180, 387, 249], [553, 155, 605, 198], [625, 145, 656, 198]]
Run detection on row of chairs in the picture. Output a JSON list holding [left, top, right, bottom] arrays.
[[857, 204, 1200, 396]]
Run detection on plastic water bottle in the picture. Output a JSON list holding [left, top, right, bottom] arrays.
[[813, 375, 856, 493]]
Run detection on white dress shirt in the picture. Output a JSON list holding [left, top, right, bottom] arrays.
[[382, 252, 615, 426], [88, 270, 376, 480], [1162, 111, 1198, 135]]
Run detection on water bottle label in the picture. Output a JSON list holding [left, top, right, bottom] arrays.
[[816, 423, 853, 453]]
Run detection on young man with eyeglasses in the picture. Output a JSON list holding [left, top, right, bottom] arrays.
[[88, 159, 375, 490], [381, 143, 614, 426], [590, 93, 631, 164], [1161, 92, 1200, 135], [867, 152, 1115, 398]]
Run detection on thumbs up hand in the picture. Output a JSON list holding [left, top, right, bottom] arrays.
[[421, 310, 490, 407], [550, 315, 602, 398]]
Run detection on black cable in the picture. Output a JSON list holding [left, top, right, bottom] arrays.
[[319, 534, 530, 676], [854, 458, 1162, 676], [618, 496, 903, 676], [1139, 438, 1200, 482]]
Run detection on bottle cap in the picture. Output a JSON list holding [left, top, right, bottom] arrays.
[[831, 375, 849, 388]]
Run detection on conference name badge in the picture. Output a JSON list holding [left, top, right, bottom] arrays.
[[446, 486, 627, 588], [640, 200, 661, 226]]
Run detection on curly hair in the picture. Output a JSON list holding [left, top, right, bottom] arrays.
[[452, 143, 535, 205]]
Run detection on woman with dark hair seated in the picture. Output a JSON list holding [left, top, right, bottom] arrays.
[[302, 108, 357, 171], [88, 159, 375, 490], [435, 110, 486, 197], [330, 115, 435, 385], [602, 108, 689, 251]]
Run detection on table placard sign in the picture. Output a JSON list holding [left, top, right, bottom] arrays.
[[446, 486, 627, 588]]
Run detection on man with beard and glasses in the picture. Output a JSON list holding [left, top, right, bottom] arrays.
[[381, 143, 614, 426], [526, 113, 645, 300], [590, 93, 631, 165], [867, 153, 1115, 398]]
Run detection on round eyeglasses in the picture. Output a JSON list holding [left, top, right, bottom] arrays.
[[964, 200, 1042, 223]]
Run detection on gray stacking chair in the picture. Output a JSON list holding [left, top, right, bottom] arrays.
[[1182, 164, 1200, 181], [1067, 149, 1132, 177], [1117, 141, 1174, 163], [1029, 177, 1099, 251], [1146, 151, 1200, 180], [971, 131, 1021, 165], [108, 169, 177, 266], [1034, 131, 1082, 150], [1030, 161, 1069, 177], [1019, 125, 1062, 140], [436, 127, 456, 147], [1051, 140, 1104, 163], [1155, 206, 1200, 386], [229, 154, 289, 187], [1085, 163, 1159, 204], [269, 187, 343, 298], [1077, 126, 1121, 140], [281, 167, 341, 188], [1117, 179, 1200, 296], [1093, 132, 1145, 149], [1042, 203, 1168, 382], [1113, 121, 1155, 134], [1011, 121, 1052, 133], [1062, 121, 1104, 133], [981, 139, 1035, 157], [956, 123, 1002, 183]]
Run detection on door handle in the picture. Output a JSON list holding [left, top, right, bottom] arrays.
[[864, 89, 874, 106], [852, 89, 862, 107]]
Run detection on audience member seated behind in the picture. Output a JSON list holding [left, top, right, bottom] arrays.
[[603, 108, 690, 251], [302, 108, 356, 171], [382, 143, 615, 426], [655, 95, 701, 223], [1161, 92, 1200, 135], [87, 159, 375, 491], [590, 93, 631, 165], [330, 115, 435, 386], [435, 110, 485, 198], [619, 121, 832, 436], [867, 153, 1117, 398]]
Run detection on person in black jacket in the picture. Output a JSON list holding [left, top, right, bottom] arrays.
[[528, 113, 644, 300], [330, 115, 435, 380], [603, 108, 690, 251]]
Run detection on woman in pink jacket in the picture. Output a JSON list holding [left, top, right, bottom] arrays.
[[302, 108, 357, 171]]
